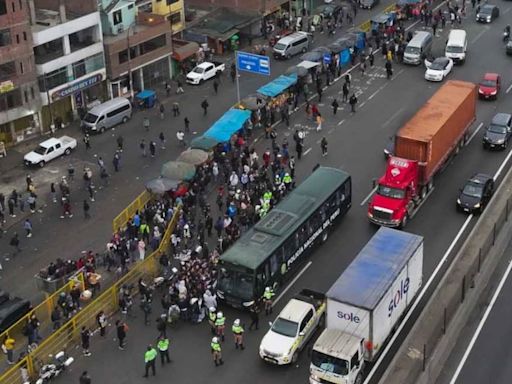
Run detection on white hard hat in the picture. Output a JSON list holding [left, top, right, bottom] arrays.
[[217, 311, 223, 318], [212, 337, 218, 343], [234, 319, 240, 326], [209, 307, 216, 313], [265, 287, 271, 292]]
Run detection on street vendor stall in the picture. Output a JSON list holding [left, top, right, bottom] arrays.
[[204, 109, 252, 143]]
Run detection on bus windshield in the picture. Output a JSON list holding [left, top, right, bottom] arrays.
[[311, 350, 349, 376], [218, 267, 254, 301]]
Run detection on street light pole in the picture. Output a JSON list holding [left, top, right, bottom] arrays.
[[168, 12, 174, 80], [127, 23, 136, 99], [235, 52, 240, 105]]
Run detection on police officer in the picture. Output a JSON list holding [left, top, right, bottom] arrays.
[[208, 307, 217, 334], [211, 337, 224, 366], [263, 287, 275, 315], [157, 336, 170, 365], [143, 345, 157, 377], [215, 311, 226, 341], [283, 173, 292, 191], [232, 319, 245, 350]]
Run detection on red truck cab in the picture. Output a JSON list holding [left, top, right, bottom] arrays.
[[368, 157, 419, 228]]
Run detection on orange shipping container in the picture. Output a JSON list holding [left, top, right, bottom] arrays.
[[395, 80, 477, 185]]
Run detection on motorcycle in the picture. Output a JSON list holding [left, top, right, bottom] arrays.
[[503, 31, 510, 42], [35, 351, 74, 384]]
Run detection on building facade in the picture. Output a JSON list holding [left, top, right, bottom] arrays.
[[0, 0, 42, 146], [185, 0, 290, 15], [30, 0, 106, 129]]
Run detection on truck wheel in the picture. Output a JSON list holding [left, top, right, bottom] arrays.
[[64, 148, 71, 155], [420, 187, 427, 200], [427, 178, 434, 192], [291, 351, 299, 364], [38, 161, 45, 168], [99, 126, 105, 134], [355, 373, 363, 384], [399, 214, 408, 229], [321, 230, 329, 243], [122, 116, 129, 123]]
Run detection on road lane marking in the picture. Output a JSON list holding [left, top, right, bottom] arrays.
[[304, 147, 312, 156], [273, 261, 313, 306], [493, 146, 512, 181], [360, 186, 377, 206], [470, 28, 487, 45], [359, 101, 366, 107], [368, 89, 381, 100], [449, 258, 512, 384], [506, 83, 512, 94], [383, 107, 405, 128], [364, 213, 473, 384], [337, 119, 346, 126], [467, 122, 484, 144]]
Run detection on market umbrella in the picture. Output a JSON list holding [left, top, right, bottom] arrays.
[[239, 94, 266, 111], [300, 51, 323, 62], [285, 65, 308, 77], [328, 42, 344, 54], [312, 46, 331, 56], [145, 177, 180, 194], [161, 161, 196, 181], [177, 149, 209, 166], [190, 135, 219, 151]]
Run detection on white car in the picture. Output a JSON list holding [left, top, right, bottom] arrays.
[[24, 136, 77, 167], [424, 57, 453, 82]]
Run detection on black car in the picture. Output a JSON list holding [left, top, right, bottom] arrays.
[[0, 291, 31, 333], [483, 113, 512, 149], [360, 0, 379, 9], [457, 174, 494, 213], [476, 4, 499, 23]]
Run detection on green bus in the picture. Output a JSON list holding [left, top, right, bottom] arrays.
[[217, 167, 352, 308]]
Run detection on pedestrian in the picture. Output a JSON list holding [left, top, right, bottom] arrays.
[[211, 337, 224, 366], [360, 59, 366, 76], [80, 326, 92, 356], [248, 302, 260, 330], [25, 175, 33, 192], [96, 311, 107, 337], [7, 197, 15, 217], [79, 371, 92, 384], [296, 141, 303, 160], [215, 311, 225, 341], [27, 192, 36, 213], [143, 117, 150, 131], [369, 51, 374, 66], [342, 81, 349, 103], [184, 117, 190, 132], [289, 155, 296, 179], [176, 80, 184, 94], [87, 184, 95, 202], [83, 134, 91, 150], [262, 287, 275, 315], [157, 336, 170, 365], [385, 59, 393, 79], [116, 135, 124, 152], [213, 80, 219, 94], [2, 336, 15, 364], [113, 152, 120, 172], [140, 139, 147, 157], [317, 86, 323, 102], [68, 163, 75, 181], [172, 102, 180, 117], [201, 99, 209, 115], [321, 137, 328, 156], [349, 93, 358, 112], [116, 320, 127, 350], [51, 306, 62, 330], [165, 82, 171, 97], [159, 132, 166, 149], [10, 232, 20, 255], [143, 345, 157, 377], [24, 219, 32, 238], [232, 319, 245, 350], [159, 104, 165, 120], [331, 98, 339, 115], [61, 197, 72, 218], [83, 200, 91, 219], [316, 113, 323, 132], [97, 156, 105, 171], [100, 167, 109, 187], [177, 130, 186, 147], [149, 141, 156, 158]]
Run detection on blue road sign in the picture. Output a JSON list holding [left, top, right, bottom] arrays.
[[323, 53, 332, 64], [236, 51, 271, 76]]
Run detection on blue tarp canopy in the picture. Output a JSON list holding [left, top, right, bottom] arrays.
[[204, 109, 252, 143], [135, 89, 156, 100], [257, 73, 298, 98]]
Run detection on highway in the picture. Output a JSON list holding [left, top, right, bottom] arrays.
[[56, 1, 512, 383]]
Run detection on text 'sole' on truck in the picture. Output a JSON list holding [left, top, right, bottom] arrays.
[[309, 228, 424, 384], [368, 80, 477, 228]]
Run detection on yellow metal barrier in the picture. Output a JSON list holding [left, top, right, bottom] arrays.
[[112, 189, 152, 232], [0, 207, 180, 384]]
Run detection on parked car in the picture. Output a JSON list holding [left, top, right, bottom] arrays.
[[24, 136, 77, 167], [476, 4, 499, 23], [478, 73, 501, 100], [0, 291, 31, 333], [483, 113, 512, 149], [456, 173, 494, 213], [424, 57, 453, 81], [186, 61, 225, 85], [81, 97, 132, 134]]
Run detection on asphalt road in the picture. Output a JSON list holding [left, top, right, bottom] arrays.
[[4, 0, 512, 383]]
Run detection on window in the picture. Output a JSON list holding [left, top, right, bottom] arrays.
[[47, 146, 54, 154], [19, 61, 23, 74], [18, 0, 21, 9], [113, 10, 122, 25], [0, 29, 11, 46], [23, 31, 26, 41], [299, 309, 314, 332], [30, 87, 34, 99], [140, 34, 166, 55], [350, 351, 359, 370], [11, 1, 14, 12], [128, 4, 133, 9], [106, 104, 130, 117], [166, 0, 179, 4], [0, 61, 16, 81], [0, 89, 22, 111], [270, 252, 279, 276], [15, 34, 19, 44], [23, 90, 28, 103], [55, 143, 61, 149], [169, 11, 181, 25], [0, 0, 7, 15]]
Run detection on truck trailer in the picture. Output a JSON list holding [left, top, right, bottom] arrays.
[[310, 228, 423, 384], [368, 80, 477, 228]]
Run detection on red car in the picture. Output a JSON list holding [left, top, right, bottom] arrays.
[[478, 73, 501, 100]]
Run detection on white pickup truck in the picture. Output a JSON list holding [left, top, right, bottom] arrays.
[[186, 61, 225, 85], [24, 136, 77, 167], [259, 289, 326, 365]]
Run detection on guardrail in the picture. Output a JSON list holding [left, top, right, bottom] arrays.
[[112, 190, 152, 232]]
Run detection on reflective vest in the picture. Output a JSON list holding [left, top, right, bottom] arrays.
[[145, 348, 157, 363], [263, 290, 274, 300], [283, 174, 292, 184], [232, 324, 244, 335], [157, 339, 169, 352], [215, 316, 225, 327], [263, 191, 272, 201], [209, 312, 216, 322], [211, 341, 221, 352]]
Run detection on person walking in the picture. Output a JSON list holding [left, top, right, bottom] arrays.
[[248, 302, 260, 330], [113, 152, 120, 172], [157, 336, 170, 365], [79, 371, 92, 384], [83, 200, 91, 219], [51, 306, 62, 330], [369, 51, 375, 67], [10, 233, 20, 255], [263, 287, 275, 315], [184, 117, 190, 132], [143, 345, 157, 377], [342, 81, 349, 103], [80, 326, 92, 356], [116, 320, 127, 350], [349, 93, 358, 112], [232, 319, 245, 350], [140, 139, 147, 157], [201, 99, 209, 115], [2, 336, 15, 364], [96, 311, 107, 337], [215, 311, 226, 341], [321, 137, 328, 156], [172, 102, 180, 117], [177, 130, 186, 147], [83, 134, 91, 151], [24, 219, 32, 238], [213, 80, 219, 94], [211, 337, 224, 366], [87, 184, 95, 202], [116, 135, 124, 152], [159, 132, 166, 149], [143, 117, 150, 132], [149, 141, 156, 158], [316, 113, 323, 132], [331, 98, 339, 115], [176, 80, 184, 94], [159, 104, 165, 120], [385, 59, 393, 79]]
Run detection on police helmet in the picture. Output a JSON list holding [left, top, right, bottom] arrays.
[[217, 311, 223, 318], [234, 319, 240, 326], [212, 337, 218, 343]]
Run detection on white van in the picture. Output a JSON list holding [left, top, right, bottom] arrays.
[[403, 31, 433, 65], [81, 97, 132, 134], [273, 32, 310, 59], [445, 29, 467, 64]]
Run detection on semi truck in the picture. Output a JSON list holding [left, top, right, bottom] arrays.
[[368, 80, 477, 228], [309, 228, 423, 384]]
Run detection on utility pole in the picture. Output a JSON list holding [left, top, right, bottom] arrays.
[[168, 12, 174, 80], [127, 23, 136, 99], [42, 73, 55, 133]]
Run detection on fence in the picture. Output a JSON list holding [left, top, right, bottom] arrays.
[[112, 190, 152, 232], [0, 206, 180, 384]]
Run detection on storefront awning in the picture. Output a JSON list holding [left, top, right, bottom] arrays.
[[204, 109, 251, 143], [257, 73, 298, 98], [172, 42, 200, 62], [297, 60, 321, 70]]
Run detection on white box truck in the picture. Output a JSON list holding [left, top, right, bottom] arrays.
[[309, 227, 423, 384]]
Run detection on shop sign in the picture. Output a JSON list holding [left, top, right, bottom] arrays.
[[0, 80, 14, 94], [51, 74, 103, 101]]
